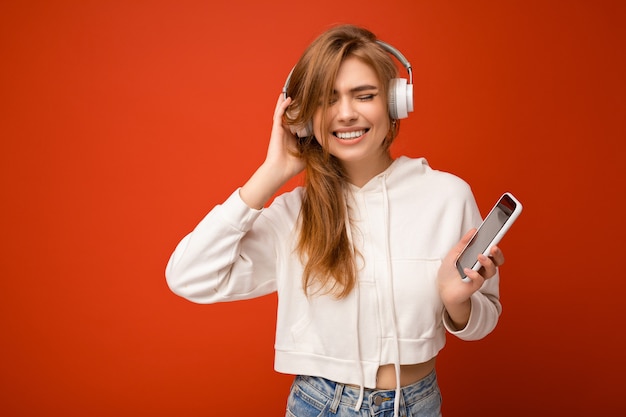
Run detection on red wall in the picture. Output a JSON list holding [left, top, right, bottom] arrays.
[[1, 1, 625, 415]]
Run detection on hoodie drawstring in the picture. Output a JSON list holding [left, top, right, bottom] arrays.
[[344, 175, 402, 417], [343, 193, 365, 411], [382, 178, 402, 417]]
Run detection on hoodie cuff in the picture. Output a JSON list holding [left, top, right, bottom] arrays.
[[443, 291, 499, 341]]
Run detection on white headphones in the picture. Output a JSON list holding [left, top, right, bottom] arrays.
[[282, 40, 414, 138]]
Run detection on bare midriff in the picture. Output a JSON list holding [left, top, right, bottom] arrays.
[[374, 357, 436, 389]]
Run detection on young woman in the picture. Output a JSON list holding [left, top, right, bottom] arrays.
[[166, 24, 504, 417]]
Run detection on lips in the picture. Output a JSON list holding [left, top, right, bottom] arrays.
[[333, 129, 369, 140]]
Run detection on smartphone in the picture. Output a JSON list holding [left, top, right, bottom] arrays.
[[456, 192, 522, 281]]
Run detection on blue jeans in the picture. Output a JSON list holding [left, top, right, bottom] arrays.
[[285, 370, 442, 417]]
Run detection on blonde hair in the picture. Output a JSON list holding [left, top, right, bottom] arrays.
[[284, 25, 400, 298]]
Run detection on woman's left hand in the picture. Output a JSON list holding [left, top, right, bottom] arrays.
[[437, 229, 505, 329]]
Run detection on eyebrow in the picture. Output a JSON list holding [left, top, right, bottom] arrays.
[[333, 85, 379, 94]]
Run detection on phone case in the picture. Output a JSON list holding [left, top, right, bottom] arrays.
[[456, 192, 523, 282]]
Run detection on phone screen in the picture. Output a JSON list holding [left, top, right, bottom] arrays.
[[456, 194, 518, 277]]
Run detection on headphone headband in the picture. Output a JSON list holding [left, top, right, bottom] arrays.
[[375, 40, 413, 85], [283, 40, 413, 98]]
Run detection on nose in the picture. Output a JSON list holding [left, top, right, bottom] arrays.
[[336, 97, 357, 122]]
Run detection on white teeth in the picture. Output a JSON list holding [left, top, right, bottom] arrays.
[[335, 130, 366, 139]]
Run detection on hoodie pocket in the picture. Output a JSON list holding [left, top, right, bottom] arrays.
[[391, 258, 444, 340], [290, 294, 359, 357]]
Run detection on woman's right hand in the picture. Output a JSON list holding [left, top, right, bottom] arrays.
[[239, 94, 306, 210], [264, 94, 306, 180]]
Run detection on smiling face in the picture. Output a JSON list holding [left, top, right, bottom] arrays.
[[312, 56, 393, 186]]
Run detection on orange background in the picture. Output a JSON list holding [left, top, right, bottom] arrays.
[[1, 0, 625, 415]]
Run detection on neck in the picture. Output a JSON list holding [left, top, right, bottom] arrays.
[[342, 152, 394, 188]]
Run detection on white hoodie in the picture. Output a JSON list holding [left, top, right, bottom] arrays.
[[166, 156, 501, 412]]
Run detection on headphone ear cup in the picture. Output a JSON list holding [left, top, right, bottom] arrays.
[[291, 122, 312, 138], [286, 106, 313, 138], [388, 78, 414, 119]]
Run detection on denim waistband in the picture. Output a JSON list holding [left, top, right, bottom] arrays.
[[293, 369, 438, 413]]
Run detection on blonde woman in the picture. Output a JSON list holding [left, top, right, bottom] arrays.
[[166, 24, 504, 417]]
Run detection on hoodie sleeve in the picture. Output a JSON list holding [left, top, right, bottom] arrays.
[[165, 188, 281, 304], [442, 190, 503, 340], [443, 273, 502, 340]]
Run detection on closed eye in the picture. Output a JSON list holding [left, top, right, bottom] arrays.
[[357, 93, 377, 101]]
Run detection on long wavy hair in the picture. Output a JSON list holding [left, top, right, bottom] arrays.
[[284, 24, 400, 298]]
